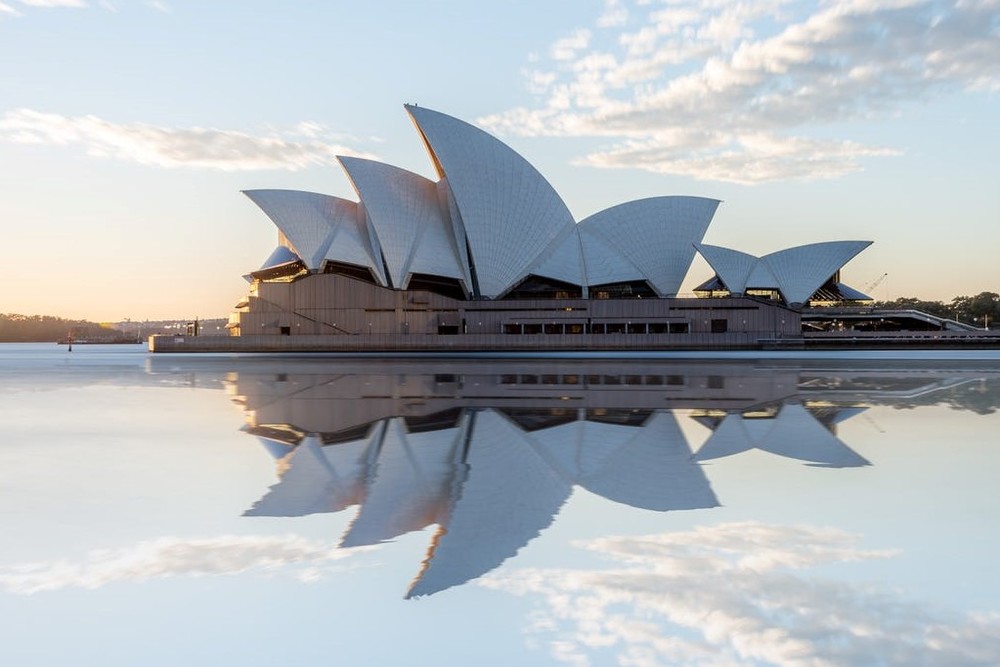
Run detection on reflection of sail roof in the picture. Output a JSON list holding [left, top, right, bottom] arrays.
[[245, 426, 383, 517], [340, 417, 464, 548], [255, 435, 297, 460], [407, 410, 572, 598], [580, 197, 719, 296], [338, 156, 468, 289], [759, 404, 870, 467], [578, 412, 718, 510], [405, 105, 575, 298], [695, 405, 869, 468], [537, 417, 641, 479], [243, 189, 385, 283]]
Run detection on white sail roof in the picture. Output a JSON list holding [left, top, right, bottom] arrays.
[[338, 157, 468, 289], [243, 190, 340, 271], [243, 189, 385, 284], [696, 240, 872, 305], [406, 105, 576, 298], [695, 243, 760, 295], [762, 241, 873, 306], [581, 197, 719, 296]]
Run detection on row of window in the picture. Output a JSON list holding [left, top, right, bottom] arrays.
[[496, 373, 727, 388], [499, 374, 685, 386], [501, 321, 698, 335]]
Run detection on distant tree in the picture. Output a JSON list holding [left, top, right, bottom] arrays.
[[873, 297, 951, 318], [950, 292, 1000, 328], [0, 314, 130, 343]]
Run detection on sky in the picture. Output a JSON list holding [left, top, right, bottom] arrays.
[[1, 0, 997, 321]]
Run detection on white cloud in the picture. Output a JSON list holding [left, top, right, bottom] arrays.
[[0, 109, 377, 170], [597, 0, 629, 28], [551, 28, 593, 61], [16, 0, 87, 6], [0, 2, 22, 15], [483, 0, 1000, 183], [482, 522, 1000, 666], [0, 534, 375, 594]]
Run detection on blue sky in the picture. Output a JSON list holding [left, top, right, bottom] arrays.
[[1, 0, 997, 321]]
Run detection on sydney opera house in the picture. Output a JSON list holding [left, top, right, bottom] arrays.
[[151, 105, 880, 353]]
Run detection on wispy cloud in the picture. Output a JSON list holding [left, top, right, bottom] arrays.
[[482, 521, 1000, 666], [551, 28, 593, 61], [0, 534, 375, 594], [16, 0, 87, 7], [0, 109, 377, 171], [481, 0, 1000, 184]]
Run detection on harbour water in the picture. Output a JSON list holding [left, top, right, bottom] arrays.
[[2, 343, 999, 666]]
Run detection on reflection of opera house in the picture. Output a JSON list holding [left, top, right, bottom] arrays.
[[228, 360, 954, 597], [150, 105, 882, 353]]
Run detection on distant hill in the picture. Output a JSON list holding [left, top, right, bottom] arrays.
[[0, 314, 227, 343]]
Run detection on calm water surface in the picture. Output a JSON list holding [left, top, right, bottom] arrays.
[[2, 343, 999, 666]]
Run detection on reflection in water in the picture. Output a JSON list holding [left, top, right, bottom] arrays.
[[693, 404, 871, 468], [245, 406, 717, 597], [481, 522, 1000, 666], [0, 535, 362, 595], [223, 360, 992, 597]]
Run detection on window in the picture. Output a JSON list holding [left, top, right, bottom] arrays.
[[711, 319, 728, 333], [669, 322, 689, 334]]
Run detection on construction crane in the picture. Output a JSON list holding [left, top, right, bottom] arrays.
[[865, 272, 887, 293]]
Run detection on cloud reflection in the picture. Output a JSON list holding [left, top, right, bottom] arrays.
[[0, 534, 374, 594], [482, 522, 1000, 666]]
